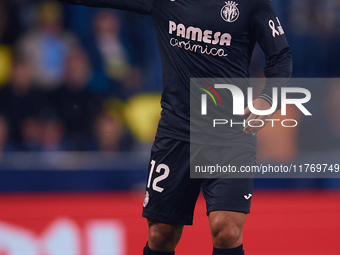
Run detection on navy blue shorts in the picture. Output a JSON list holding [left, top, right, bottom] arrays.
[[142, 136, 256, 225]]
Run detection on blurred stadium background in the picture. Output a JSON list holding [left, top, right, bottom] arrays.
[[0, 0, 339, 254]]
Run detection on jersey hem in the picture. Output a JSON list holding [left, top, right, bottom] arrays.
[[156, 131, 257, 150]]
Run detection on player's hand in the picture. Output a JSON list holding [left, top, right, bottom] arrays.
[[242, 98, 274, 135]]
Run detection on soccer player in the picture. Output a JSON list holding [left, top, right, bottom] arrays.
[[59, 0, 292, 254]]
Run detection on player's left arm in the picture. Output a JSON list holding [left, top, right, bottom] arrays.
[[243, 0, 292, 134]]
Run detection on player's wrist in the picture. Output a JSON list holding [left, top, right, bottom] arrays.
[[258, 94, 273, 107]]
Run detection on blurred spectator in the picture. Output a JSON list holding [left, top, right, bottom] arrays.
[[20, 113, 72, 152], [0, 0, 25, 45], [0, 55, 45, 144], [289, 0, 340, 35], [0, 0, 9, 43], [0, 115, 14, 155], [122, 12, 163, 92], [84, 10, 141, 98], [50, 47, 102, 150], [0, 1, 12, 86], [123, 93, 161, 148], [298, 80, 340, 152], [288, 0, 340, 77], [21, 117, 42, 151], [325, 82, 340, 144], [93, 111, 133, 151], [0, 45, 12, 87], [40, 114, 70, 151], [0, 116, 8, 150], [16, 0, 78, 89]]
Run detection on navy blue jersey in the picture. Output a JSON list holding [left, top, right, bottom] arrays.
[[60, 0, 292, 146]]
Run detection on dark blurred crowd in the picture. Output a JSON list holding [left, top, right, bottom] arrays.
[[0, 0, 162, 152], [0, 0, 339, 158]]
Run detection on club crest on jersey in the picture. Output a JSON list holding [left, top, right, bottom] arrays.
[[221, 1, 239, 23]]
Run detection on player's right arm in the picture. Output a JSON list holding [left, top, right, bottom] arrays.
[[58, 0, 155, 14]]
